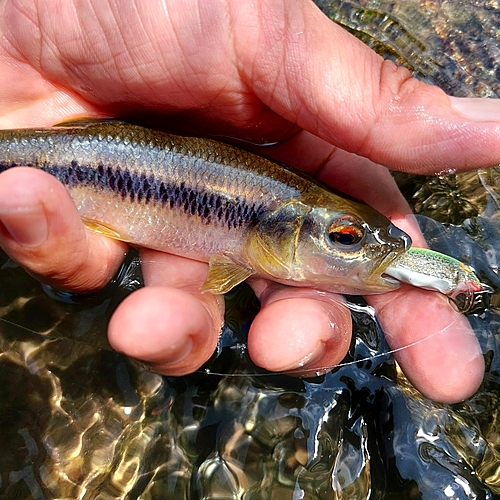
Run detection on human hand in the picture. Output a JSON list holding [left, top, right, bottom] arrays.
[[0, 0, 495, 402]]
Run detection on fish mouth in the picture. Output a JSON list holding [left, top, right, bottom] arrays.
[[363, 226, 411, 288], [367, 251, 406, 288], [380, 272, 403, 286]]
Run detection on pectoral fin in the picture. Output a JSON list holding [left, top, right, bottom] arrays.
[[201, 254, 254, 294], [81, 217, 130, 242]]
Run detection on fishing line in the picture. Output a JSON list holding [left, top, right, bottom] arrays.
[[478, 169, 500, 211], [0, 316, 114, 353], [0, 247, 485, 379], [195, 321, 455, 377], [0, 312, 455, 379]]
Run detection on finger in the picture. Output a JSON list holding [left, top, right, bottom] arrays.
[[251, 136, 422, 377], [367, 212, 483, 403], [247, 281, 352, 375], [284, 141, 484, 402], [0, 168, 127, 291], [231, 0, 500, 172], [369, 288, 484, 403], [0, 57, 98, 129], [263, 130, 426, 240], [264, 131, 428, 248], [108, 251, 223, 376]]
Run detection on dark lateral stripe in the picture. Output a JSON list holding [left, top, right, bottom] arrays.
[[0, 161, 263, 229]]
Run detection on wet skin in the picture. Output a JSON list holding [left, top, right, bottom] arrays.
[[0, 0, 496, 402]]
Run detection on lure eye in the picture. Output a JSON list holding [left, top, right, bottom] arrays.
[[328, 217, 365, 246]]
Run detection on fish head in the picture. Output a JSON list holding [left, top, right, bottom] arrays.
[[245, 194, 411, 294]]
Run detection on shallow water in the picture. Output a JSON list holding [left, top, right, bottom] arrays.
[[3, 242, 499, 500], [2, 1, 500, 498]]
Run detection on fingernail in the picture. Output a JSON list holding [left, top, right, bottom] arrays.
[[0, 207, 48, 246], [161, 336, 194, 365], [290, 341, 327, 371], [449, 96, 500, 122]]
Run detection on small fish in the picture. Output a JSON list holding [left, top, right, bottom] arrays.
[[0, 119, 411, 296], [384, 247, 485, 312]]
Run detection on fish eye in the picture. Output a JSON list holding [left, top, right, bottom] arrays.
[[327, 216, 365, 246]]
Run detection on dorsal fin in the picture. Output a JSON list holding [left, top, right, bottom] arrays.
[[53, 117, 125, 128]]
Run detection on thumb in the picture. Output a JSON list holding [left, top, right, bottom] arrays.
[[232, 0, 500, 173]]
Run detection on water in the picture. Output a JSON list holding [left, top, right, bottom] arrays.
[[1, 209, 499, 499], [1, 238, 499, 499], [2, 0, 500, 498]]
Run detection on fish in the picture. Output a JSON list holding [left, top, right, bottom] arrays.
[[0, 118, 485, 307], [0, 118, 414, 297], [383, 247, 485, 312]]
